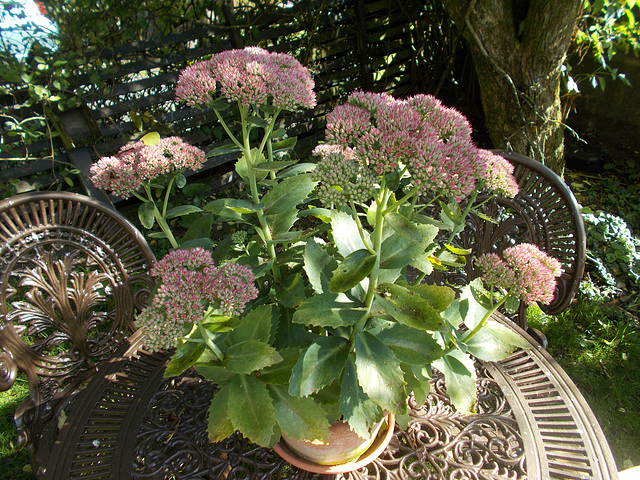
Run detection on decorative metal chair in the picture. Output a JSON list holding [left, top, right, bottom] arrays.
[[0, 191, 156, 476]]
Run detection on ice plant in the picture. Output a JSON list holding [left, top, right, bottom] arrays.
[[90, 135, 206, 249], [135, 248, 258, 353], [119, 48, 564, 452]]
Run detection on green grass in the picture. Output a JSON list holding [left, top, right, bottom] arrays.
[[0, 380, 33, 480]]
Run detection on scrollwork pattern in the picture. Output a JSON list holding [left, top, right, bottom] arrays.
[[133, 363, 525, 479]]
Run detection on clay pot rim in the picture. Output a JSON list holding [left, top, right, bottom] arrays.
[[273, 413, 395, 474]]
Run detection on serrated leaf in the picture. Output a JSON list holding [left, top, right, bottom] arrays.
[[194, 363, 235, 384], [165, 205, 203, 219], [228, 305, 276, 345], [228, 374, 277, 447], [374, 323, 444, 365], [380, 224, 438, 269], [253, 160, 296, 172], [375, 284, 444, 331], [180, 214, 213, 245], [138, 201, 156, 229], [304, 238, 338, 295], [164, 340, 205, 377], [401, 363, 430, 407], [464, 319, 530, 361], [275, 273, 307, 308], [293, 293, 365, 328], [339, 356, 383, 439], [289, 336, 350, 397], [271, 137, 297, 153], [262, 173, 316, 216], [330, 210, 369, 257], [222, 340, 283, 374], [271, 385, 331, 443], [207, 143, 242, 157], [434, 350, 477, 414], [386, 212, 423, 243], [256, 348, 300, 385], [329, 249, 377, 293], [355, 331, 406, 414], [206, 383, 235, 442], [444, 243, 472, 255]]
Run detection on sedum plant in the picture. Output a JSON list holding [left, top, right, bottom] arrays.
[[91, 47, 563, 449]]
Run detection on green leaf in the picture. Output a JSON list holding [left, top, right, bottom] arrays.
[[329, 249, 377, 293], [402, 282, 456, 312], [401, 363, 430, 407], [355, 331, 407, 414], [265, 208, 298, 238], [262, 173, 317, 216], [271, 385, 331, 442], [304, 238, 338, 295], [374, 323, 444, 365], [206, 383, 235, 442], [385, 212, 423, 243], [375, 284, 445, 331], [330, 210, 369, 257], [180, 214, 212, 245], [228, 374, 277, 447], [339, 356, 383, 439], [379, 224, 438, 269], [293, 293, 366, 328], [278, 162, 316, 179], [207, 142, 242, 157], [444, 243, 472, 255], [289, 336, 350, 397], [194, 364, 235, 385], [228, 305, 276, 345], [179, 237, 215, 250], [175, 173, 187, 188], [253, 160, 296, 172], [203, 198, 253, 224], [182, 183, 210, 196], [434, 350, 477, 414], [138, 201, 156, 229], [256, 348, 300, 385], [271, 137, 297, 154], [165, 205, 203, 219], [464, 320, 530, 362], [275, 273, 307, 308], [164, 340, 205, 377], [222, 340, 283, 375]]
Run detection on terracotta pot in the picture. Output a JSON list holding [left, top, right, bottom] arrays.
[[273, 413, 395, 474]]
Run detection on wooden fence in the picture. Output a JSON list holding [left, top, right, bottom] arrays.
[[1, 0, 462, 205]]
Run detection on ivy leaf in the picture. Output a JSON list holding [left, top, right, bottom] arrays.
[[228, 374, 277, 447], [289, 336, 350, 397], [270, 384, 331, 443], [355, 331, 407, 414]]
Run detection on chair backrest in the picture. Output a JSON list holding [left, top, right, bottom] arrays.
[[0, 191, 156, 408], [427, 150, 586, 330]]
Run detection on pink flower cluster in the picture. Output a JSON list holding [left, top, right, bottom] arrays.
[[175, 47, 316, 111], [479, 150, 520, 197], [90, 137, 206, 198], [135, 248, 259, 352], [323, 91, 491, 202], [476, 243, 563, 305]]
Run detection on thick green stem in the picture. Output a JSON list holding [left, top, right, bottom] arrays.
[[197, 318, 224, 361], [349, 200, 375, 254], [143, 184, 179, 249], [462, 290, 514, 343]]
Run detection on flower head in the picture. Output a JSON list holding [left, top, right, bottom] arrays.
[[312, 144, 377, 206], [175, 47, 316, 110], [479, 150, 520, 197], [90, 137, 206, 198], [477, 243, 562, 305], [136, 248, 258, 352]]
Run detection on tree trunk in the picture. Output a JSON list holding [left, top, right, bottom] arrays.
[[441, 0, 583, 175]]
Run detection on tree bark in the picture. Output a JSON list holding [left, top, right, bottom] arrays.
[[441, 0, 583, 175]]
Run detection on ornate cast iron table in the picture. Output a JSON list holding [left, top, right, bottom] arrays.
[[44, 313, 618, 480]]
